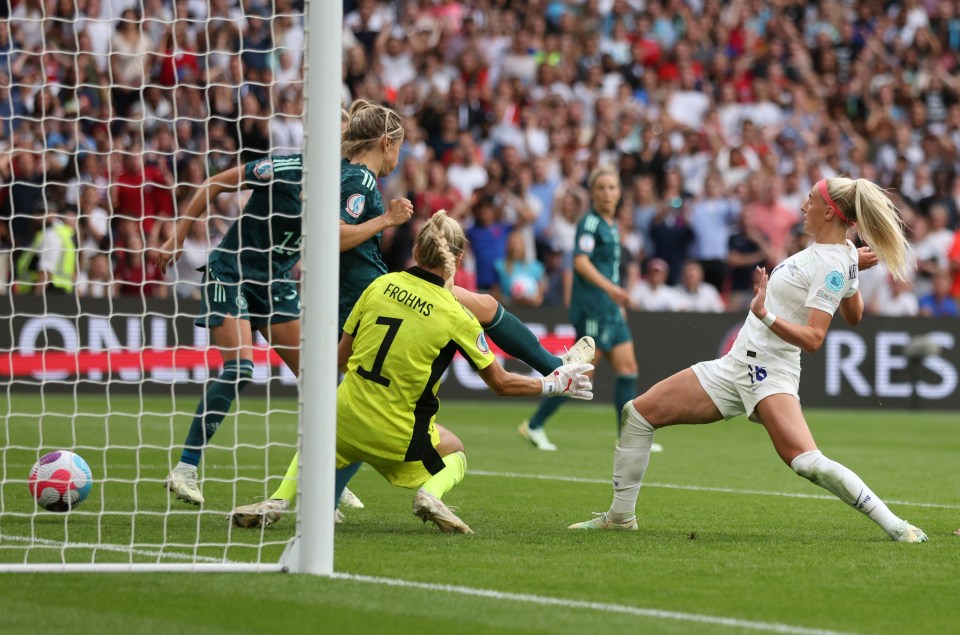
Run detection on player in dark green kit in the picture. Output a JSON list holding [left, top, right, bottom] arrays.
[[520, 165, 659, 452], [157, 153, 318, 504]]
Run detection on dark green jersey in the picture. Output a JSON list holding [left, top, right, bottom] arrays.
[[339, 158, 387, 330], [207, 155, 304, 283], [571, 209, 621, 318]]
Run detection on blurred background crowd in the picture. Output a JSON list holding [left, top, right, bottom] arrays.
[[1, 0, 959, 318]]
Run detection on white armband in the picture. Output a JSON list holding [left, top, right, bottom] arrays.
[[761, 313, 777, 328]]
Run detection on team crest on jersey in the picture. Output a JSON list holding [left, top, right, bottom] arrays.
[[476, 332, 490, 354], [578, 234, 595, 253], [346, 193, 366, 218], [253, 159, 273, 181], [825, 270, 844, 292]]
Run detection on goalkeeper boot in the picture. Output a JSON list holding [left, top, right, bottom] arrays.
[[518, 420, 557, 451], [230, 498, 290, 528], [568, 512, 638, 531], [412, 489, 473, 534], [889, 520, 928, 543], [561, 335, 596, 366], [338, 487, 365, 509], [165, 465, 204, 505]]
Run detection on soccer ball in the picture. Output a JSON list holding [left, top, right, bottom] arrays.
[[28, 451, 93, 512]]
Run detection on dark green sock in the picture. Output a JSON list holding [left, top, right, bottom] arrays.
[[614, 374, 638, 435], [483, 303, 561, 375], [529, 396, 566, 429], [180, 359, 255, 466]]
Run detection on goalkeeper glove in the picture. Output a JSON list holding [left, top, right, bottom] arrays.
[[540, 363, 594, 400]]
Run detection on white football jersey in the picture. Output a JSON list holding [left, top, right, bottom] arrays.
[[730, 241, 859, 374]]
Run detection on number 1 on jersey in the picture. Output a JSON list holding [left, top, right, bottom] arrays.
[[356, 316, 402, 387]]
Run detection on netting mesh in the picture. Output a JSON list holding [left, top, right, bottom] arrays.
[[1, 0, 307, 568]]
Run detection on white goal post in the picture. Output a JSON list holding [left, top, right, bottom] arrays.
[[0, 0, 340, 573]]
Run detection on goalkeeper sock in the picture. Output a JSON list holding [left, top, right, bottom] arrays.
[[483, 303, 561, 375], [180, 359, 254, 466], [420, 451, 467, 499], [791, 450, 901, 535], [614, 374, 638, 435], [271, 451, 300, 501], [609, 402, 656, 521], [529, 395, 566, 430]]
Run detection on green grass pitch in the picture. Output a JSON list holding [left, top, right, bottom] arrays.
[[1, 394, 957, 634]]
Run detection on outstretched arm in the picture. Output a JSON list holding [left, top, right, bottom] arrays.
[[478, 360, 593, 399], [156, 166, 244, 273]]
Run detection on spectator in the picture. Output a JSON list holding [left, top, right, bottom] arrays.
[[2, 151, 46, 251], [465, 193, 511, 294], [727, 209, 773, 311], [110, 9, 155, 118], [14, 208, 78, 295], [918, 268, 959, 317], [676, 261, 725, 313], [416, 161, 467, 219], [77, 184, 109, 266], [114, 233, 167, 298], [648, 194, 694, 286], [495, 230, 545, 307], [446, 132, 488, 199], [76, 252, 116, 299], [629, 258, 685, 312], [111, 144, 174, 242], [689, 173, 741, 291], [745, 175, 800, 264], [871, 275, 920, 317]]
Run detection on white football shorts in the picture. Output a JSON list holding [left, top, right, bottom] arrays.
[[691, 354, 800, 423]]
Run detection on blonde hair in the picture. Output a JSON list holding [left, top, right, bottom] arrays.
[[414, 211, 466, 290], [341, 99, 404, 159], [824, 177, 912, 280], [587, 164, 620, 190]]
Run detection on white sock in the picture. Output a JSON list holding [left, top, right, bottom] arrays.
[[791, 450, 902, 536], [609, 402, 656, 521]]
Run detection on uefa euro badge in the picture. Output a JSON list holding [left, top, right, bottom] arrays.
[[476, 332, 490, 354], [253, 159, 273, 180], [346, 193, 366, 218], [825, 270, 844, 292]]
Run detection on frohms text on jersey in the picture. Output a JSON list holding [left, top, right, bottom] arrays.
[[383, 283, 433, 316]]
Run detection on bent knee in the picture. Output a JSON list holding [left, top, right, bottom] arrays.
[[790, 449, 823, 481], [459, 291, 498, 324], [631, 394, 668, 427]]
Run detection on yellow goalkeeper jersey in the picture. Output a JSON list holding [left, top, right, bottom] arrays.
[[338, 267, 495, 472]]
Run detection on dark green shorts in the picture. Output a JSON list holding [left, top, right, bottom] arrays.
[[571, 309, 632, 352], [196, 270, 301, 329]]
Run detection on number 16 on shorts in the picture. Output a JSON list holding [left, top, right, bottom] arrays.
[[747, 365, 767, 384]]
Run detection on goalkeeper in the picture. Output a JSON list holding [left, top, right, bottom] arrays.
[[325, 211, 591, 533]]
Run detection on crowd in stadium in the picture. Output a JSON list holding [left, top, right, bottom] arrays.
[[1, 0, 959, 317]]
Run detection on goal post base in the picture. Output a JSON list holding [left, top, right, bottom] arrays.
[[0, 563, 287, 573]]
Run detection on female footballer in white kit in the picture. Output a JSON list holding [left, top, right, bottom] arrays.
[[571, 177, 928, 542]]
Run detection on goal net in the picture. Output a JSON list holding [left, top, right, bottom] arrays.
[[0, 0, 340, 572]]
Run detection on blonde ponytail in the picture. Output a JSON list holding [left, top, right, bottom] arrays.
[[824, 178, 912, 280]]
